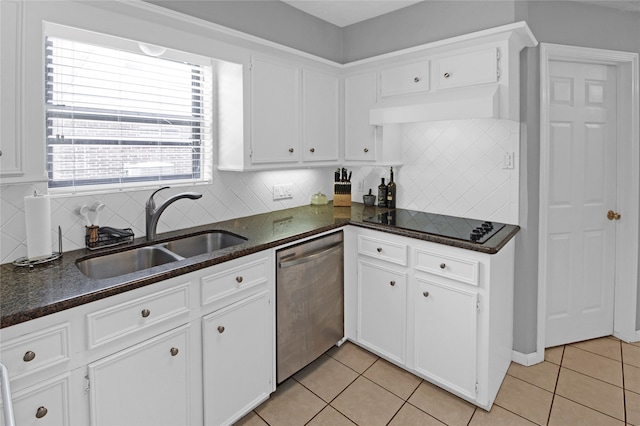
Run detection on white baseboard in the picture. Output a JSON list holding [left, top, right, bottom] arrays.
[[512, 350, 544, 366], [613, 329, 640, 343]]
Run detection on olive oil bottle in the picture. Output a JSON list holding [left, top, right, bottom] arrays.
[[377, 178, 388, 207], [387, 167, 396, 208]]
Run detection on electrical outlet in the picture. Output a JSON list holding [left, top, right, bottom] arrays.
[[503, 152, 514, 169], [357, 179, 364, 192], [273, 183, 293, 200]]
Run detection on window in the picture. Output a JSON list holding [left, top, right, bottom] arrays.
[[45, 26, 213, 192]]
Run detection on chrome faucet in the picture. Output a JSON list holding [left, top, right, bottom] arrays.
[[145, 186, 202, 241]]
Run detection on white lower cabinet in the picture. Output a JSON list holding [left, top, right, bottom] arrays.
[[357, 260, 406, 364], [202, 291, 272, 426], [350, 227, 515, 409], [87, 325, 191, 426], [414, 277, 478, 399]]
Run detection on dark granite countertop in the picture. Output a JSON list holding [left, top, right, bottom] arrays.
[[0, 203, 519, 328]]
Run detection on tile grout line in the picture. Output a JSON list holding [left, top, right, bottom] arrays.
[[620, 340, 627, 425], [546, 343, 565, 425]]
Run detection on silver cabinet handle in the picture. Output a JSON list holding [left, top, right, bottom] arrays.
[[141, 309, 151, 318], [423, 291, 430, 297], [170, 347, 179, 357], [35, 406, 48, 419], [217, 326, 225, 334], [439, 263, 446, 269], [23, 351, 36, 362], [444, 72, 451, 79], [236, 276, 243, 283], [390, 281, 396, 286], [414, 77, 420, 82]]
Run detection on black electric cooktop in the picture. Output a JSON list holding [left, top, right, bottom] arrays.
[[363, 209, 506, 244]]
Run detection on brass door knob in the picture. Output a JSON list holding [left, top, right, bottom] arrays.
[[607, 210, 621, 220]]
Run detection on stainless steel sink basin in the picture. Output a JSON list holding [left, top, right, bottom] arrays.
[[163, 231, 247, 258], [77, 246, 183, 279], [76, 231, 247, 279]]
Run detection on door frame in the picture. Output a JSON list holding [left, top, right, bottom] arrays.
[[537, 43, 639, 362]]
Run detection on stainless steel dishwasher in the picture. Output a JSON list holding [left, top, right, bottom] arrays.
[[276, 231, 344, 383]]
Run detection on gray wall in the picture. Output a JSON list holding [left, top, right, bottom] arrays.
[[341, 1, 516, 62], [146, 0, 343, 62]]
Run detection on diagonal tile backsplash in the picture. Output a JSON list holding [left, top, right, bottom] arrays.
[[351, 118, 519, 224], [1, 118, 519, 264]]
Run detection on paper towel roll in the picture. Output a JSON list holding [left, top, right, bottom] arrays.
[[24, 194, 53, 260]]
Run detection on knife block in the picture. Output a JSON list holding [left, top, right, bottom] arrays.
[[333, 194, 351, 207]]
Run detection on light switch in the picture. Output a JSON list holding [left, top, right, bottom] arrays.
[[503, 152, 514, 169]]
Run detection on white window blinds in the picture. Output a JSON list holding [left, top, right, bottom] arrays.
[[45, 31, 213, 192]]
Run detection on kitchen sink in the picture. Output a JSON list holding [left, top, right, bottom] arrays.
[[76, 246, 183, 279], [162, 231, 247, 258], [76, 231, 248, 279]]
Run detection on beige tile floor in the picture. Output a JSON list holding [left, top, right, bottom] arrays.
[[237, 336, 640, 426]]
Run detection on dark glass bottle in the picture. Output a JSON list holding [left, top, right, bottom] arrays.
[[387, 167, 396, 208], [377, 178, 388, 208]]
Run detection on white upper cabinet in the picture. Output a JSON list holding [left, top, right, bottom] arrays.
[[301, 69, 339, 163], [380, 60, 430, 98], [434, 47, 499, 90], [249, 55, 300, 165], [344, 72, 377, 162]]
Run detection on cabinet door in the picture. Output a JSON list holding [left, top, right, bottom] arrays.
[[250, 56, 299, 164], [1, 374, 70, 426], [380, 61, 429, 98], [88, 325, 190, 426], [435, 47, 498, 90], [203, 291, 272, 426], [344, 72, 377, 161], [302, 69, 339, 162], [414, 277, 478, 399], [357, 260, 406, 364]]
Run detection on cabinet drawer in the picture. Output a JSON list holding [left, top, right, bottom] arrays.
[[435, 48, 498, 90], [380, 61, 430, 97], [87, 284, 189, 349], [0, 324, 70, 381], [201, 257, 269, 307], [415, 249, 479, 286], [358, 235, 407, 266]]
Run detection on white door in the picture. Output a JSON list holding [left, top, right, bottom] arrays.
[[544, 60, 618, 347]]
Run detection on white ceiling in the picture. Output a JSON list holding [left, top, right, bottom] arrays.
[[282, 0, 640, 27], [281, 0, 423, 27]]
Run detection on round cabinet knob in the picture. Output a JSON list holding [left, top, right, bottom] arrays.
[[414, 77, 420, 83], [170, 347, 179, 357], [444, 72, 451, 79], [439, 263, 446, 269], [235, 276, 243, 283], [35, 406, 48, 419], [423, 291, 430, 298], [390, 281, 396, 286], [217, 326, 225, 334], [363, 148, 369, 153], [0, 150, 3, 157], [309, 148, 315, 153], [141, 309, 151, 318], [376, 247, 382, 253], [288, 148, 294, 153], [23, 351, 36, 362]]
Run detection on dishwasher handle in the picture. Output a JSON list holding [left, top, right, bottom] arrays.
[[278, 241, 343, 269], [1, 363, 15, 426]]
